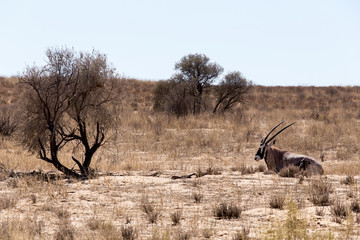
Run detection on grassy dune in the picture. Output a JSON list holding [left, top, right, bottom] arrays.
[[1, 77, 360, 239]]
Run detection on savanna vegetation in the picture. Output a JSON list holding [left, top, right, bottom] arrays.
[[0, 49, 360, 239]]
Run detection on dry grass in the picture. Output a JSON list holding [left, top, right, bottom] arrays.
[[192, 192, 203, 203], [232, 227, 250, 240], [213, 202, 242, 220], [170, 211, 182, 226], [350, 199, 360, 213], [0, 217, 44, 240], [0, 195, 18, 210], [310, 178, 333, 206], [341, 175, 356, 185], [140, 197, 162, 224], [315, 207, 326, 217], [269, 194, 286, 209], [330, 200, 349, 223], [1, 77, 360, 238], [278, 165, 302, 178], [121, 225, 138, 240]]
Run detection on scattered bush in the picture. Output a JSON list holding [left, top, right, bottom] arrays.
[[170, 211, 182, 226], [0, 195, 18, 210], [0, 218, 43, 240], [52, 207, 71, 220], [153, 80, 193, 116], [312, 193, 331, 207], [269, 194, 286, 209], [197, 166, 222, 177], [350, 199, 360, 213], [264, 200, 310, 239], [0, 108, 17, 137], [100, 222, 121, 239], [240, 165, 257, 175], [310, 179, 333, 206], [284, 201, 309, 239], [54, 220, 75, 240], [151, 228, 171, 240], [86, 217, 104, 231], [347, 189, 354, 198], [140, 199, 161, 224], [121, 225, 138, 240], [214, 202, 242, 220], [192, 192, 203, 203], [232, 227, 250, 240], [202, 228, 214, 239], [315, 207, 326, 217], [175, 229, 191, 240], [330, 200, 348, 223], [341, 175, 356, 185], [7, 178, 19, 188], [231, 164, 264, 175]]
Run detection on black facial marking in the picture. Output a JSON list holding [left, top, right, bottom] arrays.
[[255, 142, 266, 160]]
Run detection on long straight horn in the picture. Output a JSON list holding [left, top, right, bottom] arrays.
[[265, 122, 296, 144], [263, 121, 284, 143]]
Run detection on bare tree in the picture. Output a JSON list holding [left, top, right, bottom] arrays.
[[19, 47, 119, 179], [174, 54, 223, 114], [213, 71, 253, 113]]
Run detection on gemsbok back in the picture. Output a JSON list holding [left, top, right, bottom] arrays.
[[254, 122, 324, 175]]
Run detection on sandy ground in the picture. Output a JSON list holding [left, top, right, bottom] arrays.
[[1, 169, 359, 239]]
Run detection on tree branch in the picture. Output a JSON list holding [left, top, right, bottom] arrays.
[[71, 156, 85, 175], [38, 139, 52, 163]]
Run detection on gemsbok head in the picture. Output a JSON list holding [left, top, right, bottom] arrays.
[[255, 121, 324, 175]]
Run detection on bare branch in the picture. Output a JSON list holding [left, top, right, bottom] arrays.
[[71, 156, 85, 175], [38, 139, 52, 163]]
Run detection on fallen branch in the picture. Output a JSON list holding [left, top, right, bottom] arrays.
[[171, 172, 197, 180]]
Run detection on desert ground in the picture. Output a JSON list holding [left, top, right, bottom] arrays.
[[1, 77, 360, 239]]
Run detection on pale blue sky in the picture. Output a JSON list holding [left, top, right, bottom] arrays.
[[1, 0, 359, 86]]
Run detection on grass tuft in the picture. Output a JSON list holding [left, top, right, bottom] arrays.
[[232, 227, 250, 240], [175, 229, 191, 240], [0, 195, 18, 210], [214, 202, 242, 220], [140, 198, 162, 224], [341, 175, 356, 185], [54, 220, 75, 240], [310, 179, 333, 206], [315, 207, 326, 217], [121, 225, 138, 240], [86, 217, 104, 231], [330, 200, 348, 223], [269, 194, 286, 210], [350, 199, 360, 213], [192, 192, 203, 203], [170, 211, 182, 226]]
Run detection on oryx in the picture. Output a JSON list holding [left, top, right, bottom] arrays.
[[254, 122, 324, 175]]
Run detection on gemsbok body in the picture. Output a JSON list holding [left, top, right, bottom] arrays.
[[254, 122, 324, 175]]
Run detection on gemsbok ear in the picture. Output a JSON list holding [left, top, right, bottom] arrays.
[[269, 140, 276, 146]]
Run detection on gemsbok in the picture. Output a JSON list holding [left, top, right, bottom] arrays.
[[254, 122, 324, 175]]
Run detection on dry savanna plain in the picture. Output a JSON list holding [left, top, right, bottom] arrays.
[[1, 77, 360, 239]]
